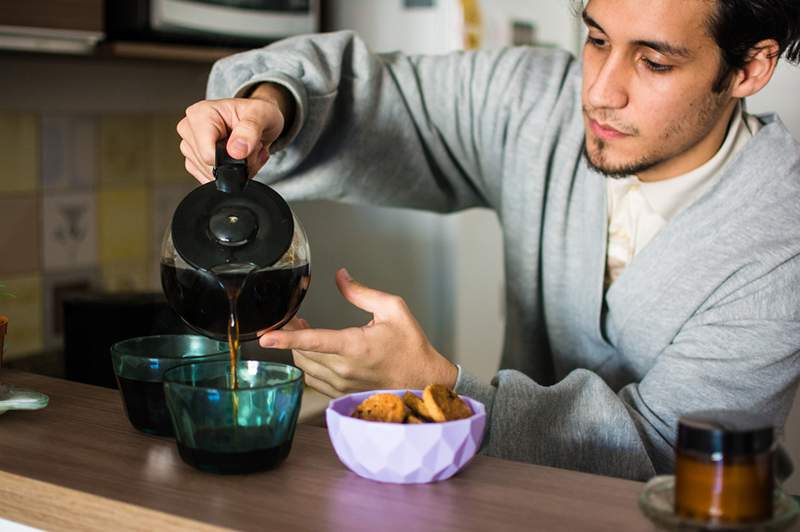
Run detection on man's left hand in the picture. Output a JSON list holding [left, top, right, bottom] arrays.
[[258, 268, 458, 397]]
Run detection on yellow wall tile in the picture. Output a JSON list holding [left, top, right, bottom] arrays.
[[97, 187, 150, 263], [99, 115, 152, 187], [0, 273, 43, 360], [0, 194, 41, 275], [101, 259, 154, 293], [0, 112, 39, 194], [151, 114, 191, 185]]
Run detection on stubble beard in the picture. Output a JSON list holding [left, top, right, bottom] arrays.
[[583, 137, 661, 179], [583, 90, 729, 179]]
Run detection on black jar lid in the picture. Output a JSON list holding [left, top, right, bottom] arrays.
[[171, 140, 294, 271], [677, 411, 774, 457]]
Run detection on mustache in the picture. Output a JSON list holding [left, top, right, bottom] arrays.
[[582, 107, 639, 136]]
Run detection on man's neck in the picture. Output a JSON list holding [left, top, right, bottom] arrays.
[[638, 100, 739, 183]]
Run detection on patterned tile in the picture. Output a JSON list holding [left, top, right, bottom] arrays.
[[0, 273, 43, 360], [42, 191, 97, 271], [40, 114, 97, 190], [42, 268, 100, 349], [0, 112, 39, 194], [151, 113, 190, 185], [97, 187, 150, 263], [98, 115, 152, 187], [101, 259, 154, 293], [0, 194, 41, 275]]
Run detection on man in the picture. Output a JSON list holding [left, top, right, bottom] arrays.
[[177, 0, 800, 480]]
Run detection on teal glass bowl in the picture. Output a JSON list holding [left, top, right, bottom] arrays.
[[163, 360, 304, 475], [111, 335, 228, 437]]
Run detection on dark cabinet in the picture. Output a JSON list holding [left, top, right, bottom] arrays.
[[0, 1, 103, 32]]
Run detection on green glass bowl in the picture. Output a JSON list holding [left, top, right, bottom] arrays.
[[111, 335, 228, 437], [163, 360, 304, 475]]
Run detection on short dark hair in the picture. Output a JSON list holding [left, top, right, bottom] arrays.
[[572, 1, 800, 92], [709, 0, 800, 92]]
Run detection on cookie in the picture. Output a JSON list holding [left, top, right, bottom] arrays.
[[351, 393, 407, 423], [402, 391, 433, 421], [406, 414, 426, 424], [422, 384, 473, 422]]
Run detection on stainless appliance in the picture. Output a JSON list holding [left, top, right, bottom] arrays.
[[107, 0, 319, 47]]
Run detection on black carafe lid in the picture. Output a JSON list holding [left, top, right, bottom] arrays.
[[171, 140, 294, 271]]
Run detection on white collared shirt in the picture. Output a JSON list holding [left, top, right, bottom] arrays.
[[605, 103, 762, 285]]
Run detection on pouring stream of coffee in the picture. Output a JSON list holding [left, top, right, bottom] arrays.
[[212, 263, 258, 416]]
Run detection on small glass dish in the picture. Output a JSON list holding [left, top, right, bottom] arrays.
[[640, 475, 800, 531], [111, 335, 228, 436], [163, 360, 303, 475], [0, 383, 48, 415]]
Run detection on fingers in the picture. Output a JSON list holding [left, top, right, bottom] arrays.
[[293, 350, 336, 383], [227, 116, 264, 160], [335, 268, 408, 321], [245, 143, 270, 178], [228, 99, 284, 159], [259, 326, 363, 354], [255, 316, 308, 338], [178, 98, 283, 184], [179, 139, 213, 183], [302, 370, 342, 399], [185, 155, 212, 184], [293, 350, 354, 397], [182, 103, 227, 166], [177, 114, 216, 184]]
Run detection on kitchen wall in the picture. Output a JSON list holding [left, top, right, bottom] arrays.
[[0, 55, 210, 360]]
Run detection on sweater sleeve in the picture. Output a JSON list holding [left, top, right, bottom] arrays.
[[206, 30, 576, 213], [456, 255, 800, 480]]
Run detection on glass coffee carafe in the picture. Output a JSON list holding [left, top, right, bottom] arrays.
[[160, 140, 311, 343], [155, 140, 310, 475]]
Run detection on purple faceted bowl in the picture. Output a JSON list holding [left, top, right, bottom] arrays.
[[326, 389, 486, 484]]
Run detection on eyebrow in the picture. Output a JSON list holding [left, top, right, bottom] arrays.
[[581, 10, 693, 59]]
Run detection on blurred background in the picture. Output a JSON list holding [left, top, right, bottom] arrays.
[[0, 0, 797, 489]]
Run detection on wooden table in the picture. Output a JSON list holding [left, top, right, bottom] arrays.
[[0, 370, 666, 531]]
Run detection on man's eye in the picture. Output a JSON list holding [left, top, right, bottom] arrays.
[[643, 58, 673, 72], [586, 36, 608, 48]]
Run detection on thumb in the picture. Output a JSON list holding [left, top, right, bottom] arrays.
[[335, 268, 404, 320], [227, 99, 284, 160], [227, 116, 264, 160]]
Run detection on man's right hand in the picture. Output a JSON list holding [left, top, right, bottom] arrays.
[[176, 83, 294, 183]]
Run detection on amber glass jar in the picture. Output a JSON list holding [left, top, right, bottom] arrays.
[[675, 412, 774, 524]]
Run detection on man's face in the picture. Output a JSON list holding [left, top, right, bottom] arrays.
[[581, 0, 734, 179]]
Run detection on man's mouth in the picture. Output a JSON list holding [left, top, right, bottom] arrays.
[[588, 119, 630, 140]]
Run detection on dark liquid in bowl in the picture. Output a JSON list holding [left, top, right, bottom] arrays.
[[176, 430, 293, 474], [160, 263, 310, 341], [117, 376, 173, 436], [162, 261, 306, 466]]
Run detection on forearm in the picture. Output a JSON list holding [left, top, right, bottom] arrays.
[[456, 367, 658, 480], [457, 265, 800, 481], [205, 30, 559, 210]]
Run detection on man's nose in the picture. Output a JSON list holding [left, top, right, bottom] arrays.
[[587, 53, 629, 110]]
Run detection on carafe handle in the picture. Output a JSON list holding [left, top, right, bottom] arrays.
[[213, 139, 248, 193]]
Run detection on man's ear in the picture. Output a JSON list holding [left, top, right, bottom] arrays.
[[729, 39, 781, 98]]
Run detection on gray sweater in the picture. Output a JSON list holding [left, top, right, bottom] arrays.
[[207, 31, 800, 480]]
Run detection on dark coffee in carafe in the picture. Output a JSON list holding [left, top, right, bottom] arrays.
[[160, 262, 310, 341]]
